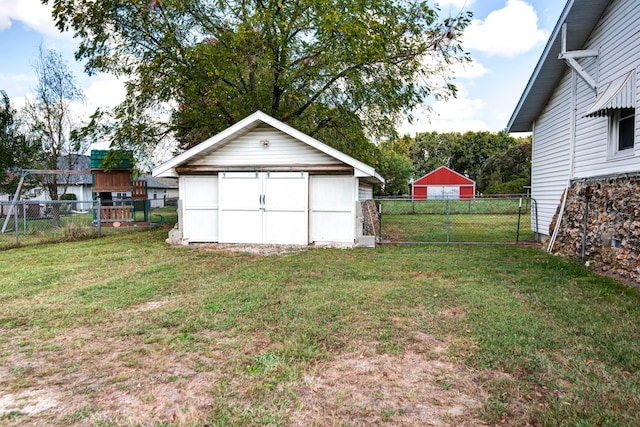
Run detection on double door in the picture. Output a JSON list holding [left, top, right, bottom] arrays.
[[219, 172, 309, 244]]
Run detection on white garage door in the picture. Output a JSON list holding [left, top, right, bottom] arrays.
[[181, 176, 218, 242], [219, 172, 308, 244], [309, 176, 354, 243], [427, 186, 460, 200]]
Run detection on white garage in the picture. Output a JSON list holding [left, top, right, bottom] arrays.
[[152, 111, 383, 246]]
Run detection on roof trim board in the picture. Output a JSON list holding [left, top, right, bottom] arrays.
[[152, 111, 383, 184]]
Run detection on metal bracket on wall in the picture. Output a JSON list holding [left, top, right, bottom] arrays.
[[558, 23, 599, 92]]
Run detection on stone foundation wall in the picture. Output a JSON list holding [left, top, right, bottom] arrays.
[[549, 174, 640, 282]]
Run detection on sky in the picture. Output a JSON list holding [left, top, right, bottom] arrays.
[[0, 0, 567, 156]]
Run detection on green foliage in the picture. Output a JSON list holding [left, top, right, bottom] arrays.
[[21, 47, 89, 204], [375, 139, 414, 196], [410, 130, 518, 183], [406, 131, 530, 193], [0, 91, 37, 194], [484, 177, 529, 195], [479, 141, 531, 194], [45, 0, 471, 160]]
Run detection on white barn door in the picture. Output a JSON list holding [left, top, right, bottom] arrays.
[[264, 172, 308, 244], [219, 172, 308, 244], [182, 176, 218, 242], [427, 186, 460, 200], [309, 176, 354, 243], [219, 172, 263, 243]]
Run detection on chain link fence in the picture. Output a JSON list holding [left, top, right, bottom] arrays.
[[1, 199, 178, 250], [376, 197, 539, 244]]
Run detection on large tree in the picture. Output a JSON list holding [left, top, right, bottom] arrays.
[[409, 130, 520, 188], [45, 0, 470, 161], [22, 48, 88, 224], [0, 91, 37, 194]]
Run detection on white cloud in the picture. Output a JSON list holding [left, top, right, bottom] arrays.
[[83, 74, 127, 111], [463, 0, 547, 57], [398, 85, 489, 135], [0, 0, 61, 37], [451, 60, 489, 80]]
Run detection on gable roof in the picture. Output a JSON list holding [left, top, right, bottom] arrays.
[[414, 166, 475, 185], [153, 111, 383, 183], [507, 0, 611, 132], [139, 174, 178, 189]]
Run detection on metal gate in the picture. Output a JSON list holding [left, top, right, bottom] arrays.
[[376, 197, 539, 244]]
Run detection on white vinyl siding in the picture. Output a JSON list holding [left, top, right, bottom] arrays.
[[192, 125, 337, 166], [532, 0, 640, 236], [358, 182, 373, 201], [571, 0, 640, 178], [531, 72, 573, 236]]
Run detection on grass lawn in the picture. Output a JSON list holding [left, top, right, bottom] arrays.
[[0, 227, 639, 426], [381, 213, 535, 242], [0, 206, 178, 250]]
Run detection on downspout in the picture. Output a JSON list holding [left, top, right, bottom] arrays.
[[547, 69, 578, 253]]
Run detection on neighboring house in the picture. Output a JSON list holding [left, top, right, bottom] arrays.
[[25, 154, 93, 202], [507, 0, 640, 278], [410, 166, 475, 200], [153, 111, 383, 246], [138, 175, 178, 208]]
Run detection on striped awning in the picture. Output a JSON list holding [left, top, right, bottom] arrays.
[[582, 71, 636, 117], [584, 71, 635, 117]]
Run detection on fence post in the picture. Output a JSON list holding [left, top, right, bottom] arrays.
[[516, 198, 522, 244], [378, 202, 382, 241], [445, 199, 450, 243], [23, 202, 27, 235], [97, 199, 102, 237], [533, 198, 539, 243], [14, 203, 19, 244]]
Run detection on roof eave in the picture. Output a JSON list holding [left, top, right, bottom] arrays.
[[506, 0, 611, 133]]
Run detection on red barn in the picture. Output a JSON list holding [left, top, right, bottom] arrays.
[[410, 166, 475, 200]]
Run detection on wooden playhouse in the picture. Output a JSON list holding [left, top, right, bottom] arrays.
[[91, 150, 149, 226]]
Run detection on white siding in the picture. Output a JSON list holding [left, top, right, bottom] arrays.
[[572, 0, 640, 179], [532, 71, 573, 236], [192, 125, 337, 166], [358, 182, 373, 201], [533, 0, 640, 236]]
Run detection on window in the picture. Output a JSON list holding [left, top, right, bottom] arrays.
[[609, 108, 636, 156], [618, 108, 635, 151]]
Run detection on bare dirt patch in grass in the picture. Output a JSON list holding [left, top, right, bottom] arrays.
[[291, 337, 492, 427], [0, 327, 228, 426], [130, 299, 169, 312]]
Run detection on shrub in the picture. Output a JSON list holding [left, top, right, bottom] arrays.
[[64, 223, 91, 241]]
